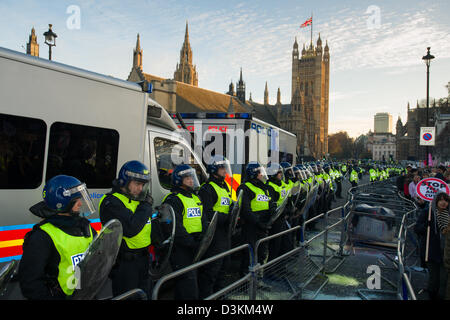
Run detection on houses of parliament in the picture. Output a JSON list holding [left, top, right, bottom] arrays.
[[25, 22, 330, 159]]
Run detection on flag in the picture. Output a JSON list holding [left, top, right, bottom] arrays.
[[300, 17, 312, 28]]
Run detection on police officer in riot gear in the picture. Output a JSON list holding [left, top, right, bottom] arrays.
[[99, 160, 154, 298], [162, 164, 206, 300], [19, 175, 96, 300], [238, 162, 275, 276], [266, 163, 289, 261], [197, 155, 233, 299]]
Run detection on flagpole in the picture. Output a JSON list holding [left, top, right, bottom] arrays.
[[311, 12, 313, 46]]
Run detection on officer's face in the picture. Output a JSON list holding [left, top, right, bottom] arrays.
[[128, 180, 145, 197], [72, 198, 82, 212], [183, 175, 194, 188], [217, 167, 227, 179]]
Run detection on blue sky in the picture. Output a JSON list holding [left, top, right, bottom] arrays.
[[1, 0, 449, 138]]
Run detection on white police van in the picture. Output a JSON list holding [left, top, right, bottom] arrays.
[[170, 113, 297, 199], [0, 46, 207, 264]]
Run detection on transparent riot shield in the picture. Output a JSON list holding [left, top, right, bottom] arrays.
[[71, 219, 123, 300], [193, 211, 219, 263], [149, 204, 176, 278], [228, 189, 243, 240], [0, 260, 18, 297], [293, 184, 319, 219], [268, 189, 292, 226]]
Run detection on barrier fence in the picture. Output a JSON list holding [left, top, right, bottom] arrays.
[[151, 176, 419, 300]]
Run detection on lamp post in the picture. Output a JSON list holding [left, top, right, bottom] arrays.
[[43, 24, 57, 60], [422, 47, 435, 166]]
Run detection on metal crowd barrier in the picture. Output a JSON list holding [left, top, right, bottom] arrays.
[[151, 202, 354, 300], [349, 177, 419, 300]]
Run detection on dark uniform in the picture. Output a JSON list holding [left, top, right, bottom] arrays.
[[19, 215, 95, 299], [99, 160, 154, 298], [238, 178, 275, 275], [197, 175, 232, 298], [19, 175, 96, 300], [163, 184, 207, 300], [99, 190, 153, 297]]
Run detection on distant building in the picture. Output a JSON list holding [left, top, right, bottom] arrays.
[[374, 112, 392, 134], [26, 27, 39, 57], [396, 101, 450, 161], [367, 133, 396, 161]]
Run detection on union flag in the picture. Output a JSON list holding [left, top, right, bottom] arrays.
[[300, 17, 312, 28]]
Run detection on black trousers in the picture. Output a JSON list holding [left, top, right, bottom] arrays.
[[110, 251, 151, 298], [198, 229, 229, 299], [170, 247, 198, 300], [240, 222, 268, 275]]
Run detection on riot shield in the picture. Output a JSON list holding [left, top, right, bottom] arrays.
[[71, 219, 123, 300], [228, 189, 243, 239], [268, 189, 292, 226], [193, 211, 219, 263], [293, 184, 319, 219], [0, 260, 18, 297], [149, 204, 176, 278]]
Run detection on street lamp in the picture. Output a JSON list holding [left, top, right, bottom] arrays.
[[422, 47, 435, 166], [43, 24, 57, 60]]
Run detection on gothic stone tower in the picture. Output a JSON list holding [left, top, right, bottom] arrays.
[[174, 21, 198, 86], [26, 27, 39, 57], [291, 34, 330, 158]]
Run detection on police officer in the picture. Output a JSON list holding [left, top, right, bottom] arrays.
[[237, 162, 275, 275], [266, 163, 289, 261], [19, 175, 96, 300], [197, 155, 233, 299], [99, 160, 154, 298], [349, 165, 359, 187], [162, 164, 206, 300]]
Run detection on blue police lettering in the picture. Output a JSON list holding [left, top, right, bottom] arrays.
[[71, 253, 85, 269], [256, 194, 270, 201], [220, 197, 231, 206], [187, 207, 201, 218]]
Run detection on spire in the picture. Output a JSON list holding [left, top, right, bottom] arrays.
[[277, 87, 281, 105], [264, 81, 269, 105], [293, 36, 298, 49], [133, 33, 143, 70], [317, 33, 322, 47], [236, 68, 246, 103], [185, 21, 190, 41], [174, 21, 198, 86]]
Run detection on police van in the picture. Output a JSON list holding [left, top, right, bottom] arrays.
[[170, 113, 297, 199], [0, 46, 207, 264]]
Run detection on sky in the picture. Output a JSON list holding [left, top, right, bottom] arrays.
[[1, 0, 449, 138]]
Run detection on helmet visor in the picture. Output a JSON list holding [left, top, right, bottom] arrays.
[[257, 166, 269, 183], [214, 159, 232, 178], [64, 183, 96, 217], [267, 164, 284, 181], [179, 167, 201, 190]]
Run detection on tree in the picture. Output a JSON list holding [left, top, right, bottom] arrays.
[[328, 131, 354, 160]]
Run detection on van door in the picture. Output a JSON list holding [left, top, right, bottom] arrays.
[[147, 129, 207, 207]]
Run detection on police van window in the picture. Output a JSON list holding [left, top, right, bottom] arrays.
[[0, 113, 46, 189], [154, 137, 206, 190], [46, 122, 119, 188]]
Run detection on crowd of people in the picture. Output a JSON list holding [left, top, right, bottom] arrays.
[[395, 164, 450, 300]]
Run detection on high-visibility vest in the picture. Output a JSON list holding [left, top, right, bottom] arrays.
[[99, 192, 152, 249], [175, 193, 203, 233], [245, 182, 270, 213], [39, 222, 93, 296], [267, 181, 287, 207], [209, 181, 232, 214]]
